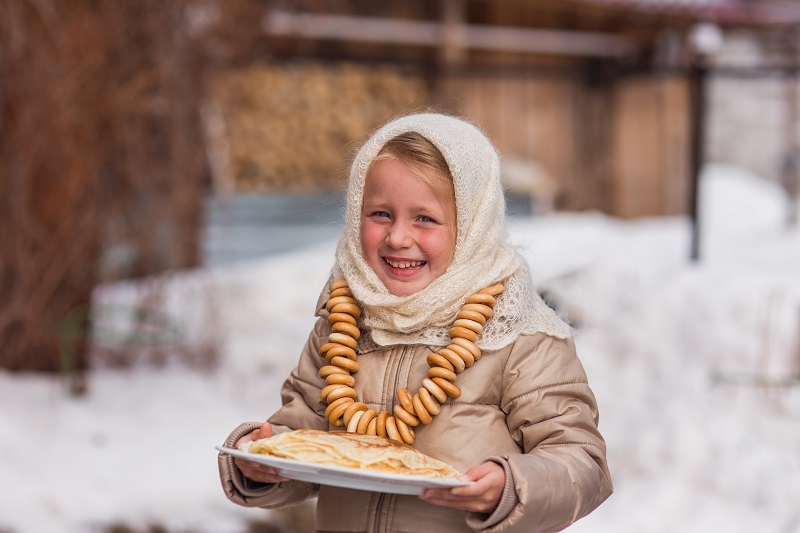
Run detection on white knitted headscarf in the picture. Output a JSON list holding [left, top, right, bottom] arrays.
[[332, 113, 570, 350]]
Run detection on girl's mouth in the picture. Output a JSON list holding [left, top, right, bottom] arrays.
[[383, 258, 426, 270]]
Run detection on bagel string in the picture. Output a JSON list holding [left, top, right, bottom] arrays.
[[318, 279, 503, 445]]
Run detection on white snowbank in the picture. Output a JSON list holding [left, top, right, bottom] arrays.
[[1, 164, 798, 533]]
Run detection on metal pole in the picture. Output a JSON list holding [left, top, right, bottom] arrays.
[[688, 60, 707, 262]]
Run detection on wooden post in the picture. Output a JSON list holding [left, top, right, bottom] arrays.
[[782, 28, 800, 229]]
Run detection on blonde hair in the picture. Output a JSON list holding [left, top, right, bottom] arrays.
[[371, 132, 456, 217]]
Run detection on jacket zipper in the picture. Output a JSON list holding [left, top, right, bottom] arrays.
[[390, 344, 409, 408], [372, 345, 410, 533]]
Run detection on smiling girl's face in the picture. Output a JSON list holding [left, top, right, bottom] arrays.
[[360, 155, 456, 296]]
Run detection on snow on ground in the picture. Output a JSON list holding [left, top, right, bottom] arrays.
[[1, 164, 799, 533]]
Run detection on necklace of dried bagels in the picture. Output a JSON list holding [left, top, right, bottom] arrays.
[[318, 279, 504, 445]]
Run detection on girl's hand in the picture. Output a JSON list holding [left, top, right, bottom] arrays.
[[419, 461, 505, 513], [233, 422, 289, 484]]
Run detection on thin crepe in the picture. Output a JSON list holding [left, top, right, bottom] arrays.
[[241, 429, 461, 479]]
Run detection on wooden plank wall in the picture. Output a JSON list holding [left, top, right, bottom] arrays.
[[436, 72, 691, 217], [611, 75, 691, 218], [435, 74, 581, 209]]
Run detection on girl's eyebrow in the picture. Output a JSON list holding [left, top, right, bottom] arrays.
[[362, 199, 388, 209], [362, 195, 448, 214]]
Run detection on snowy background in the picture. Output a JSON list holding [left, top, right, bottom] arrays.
[[1, 164, 799, 533]]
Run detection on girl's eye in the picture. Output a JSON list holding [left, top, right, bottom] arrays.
[[418, 215, 435, 223], [372, 211, 390, 218]]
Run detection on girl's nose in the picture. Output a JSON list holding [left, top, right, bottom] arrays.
[[386, 222, 413, 249]]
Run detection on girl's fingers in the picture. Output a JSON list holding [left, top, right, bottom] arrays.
[[234, 429, 260, 449], [451, 467, 497, 496], [257, 421, 273, 439], [232, 423, 284, 483], [234, 458, 289, 483], [419, 462, 505, 513], [234, 421, 272, 450]]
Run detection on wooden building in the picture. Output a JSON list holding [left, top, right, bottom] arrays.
[[206, 0, 800, 218]]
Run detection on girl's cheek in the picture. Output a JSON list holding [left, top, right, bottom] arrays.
[[420, 232, 455, 260], [360, 223, 382, 252]]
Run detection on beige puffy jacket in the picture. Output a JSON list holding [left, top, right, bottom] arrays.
[[219, 298, 613, 533]]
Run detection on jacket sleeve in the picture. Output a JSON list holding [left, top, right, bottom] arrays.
[[218, 316, 332, 509], [268, 316, 331, 431], [470, 334, 613, 533]]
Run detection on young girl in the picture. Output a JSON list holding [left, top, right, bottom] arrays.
[[218, 113, 612, 532]]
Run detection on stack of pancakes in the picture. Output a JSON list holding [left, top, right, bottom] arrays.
[[241, 429, 460, 479]]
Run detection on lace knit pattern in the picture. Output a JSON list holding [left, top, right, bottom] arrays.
[[332, 113, 570, 350]]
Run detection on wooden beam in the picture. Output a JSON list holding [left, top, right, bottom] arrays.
[[264, 11, 637, 58], [465, 24, 634, 58], [266, 11, 440, 47]]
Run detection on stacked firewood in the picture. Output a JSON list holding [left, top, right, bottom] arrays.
[[207, 63, 426, 192]]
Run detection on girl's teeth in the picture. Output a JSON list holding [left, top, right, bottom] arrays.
[[386, 259, 424, 269]]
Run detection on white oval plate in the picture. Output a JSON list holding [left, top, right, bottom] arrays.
[[216, 446, 471, 495]]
